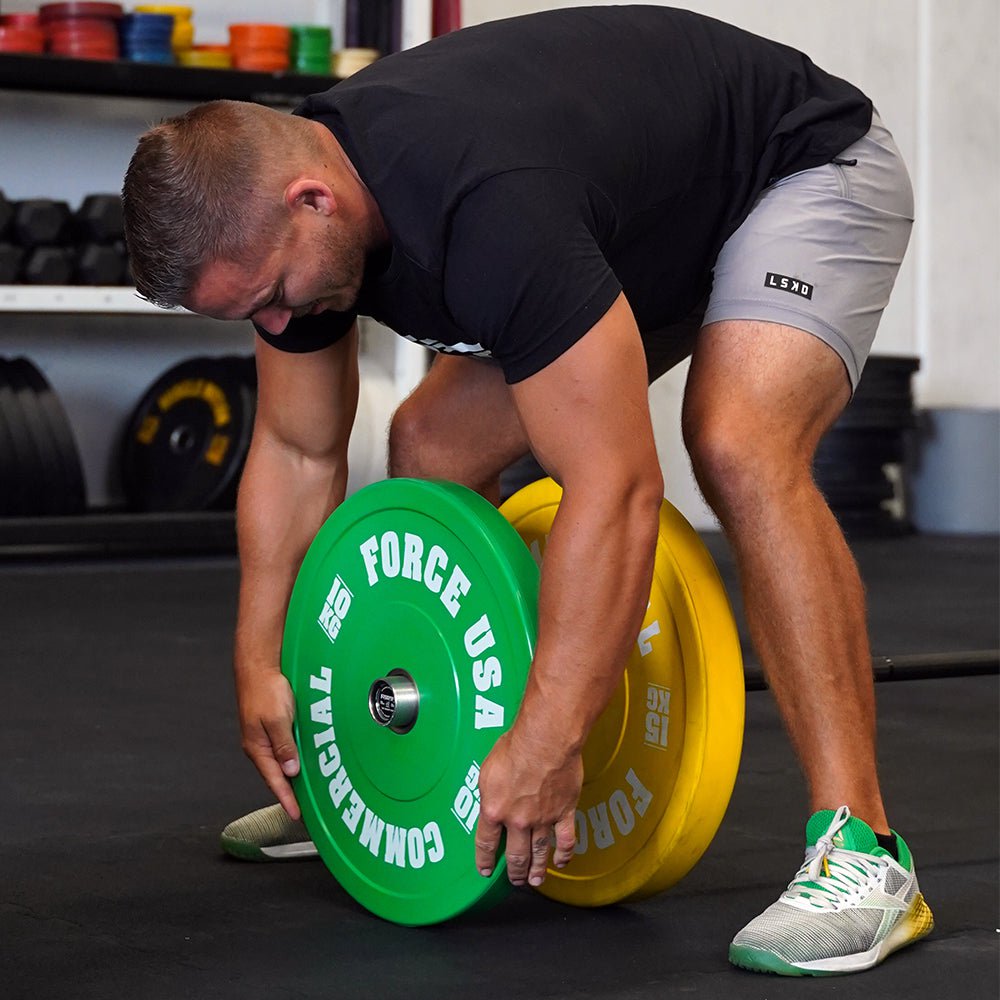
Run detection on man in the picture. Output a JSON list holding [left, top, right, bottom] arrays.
[[122, 5, 929, 976]]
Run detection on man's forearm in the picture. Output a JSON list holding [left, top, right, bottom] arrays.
[[513, 481, 662, 753], [233, 434, 349, 678]]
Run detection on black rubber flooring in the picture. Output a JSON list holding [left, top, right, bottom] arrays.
[[1, 532, 997, 1000]]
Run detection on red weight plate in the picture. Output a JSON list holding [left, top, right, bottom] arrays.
[[0, 13, 41, 27], [46, 25, 119, 44], [49, 43, 118, 59], [0, 28, 45, 52], [39, 3, 124, 23]]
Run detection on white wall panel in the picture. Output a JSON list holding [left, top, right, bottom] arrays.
[[0, 0, 994, 521]]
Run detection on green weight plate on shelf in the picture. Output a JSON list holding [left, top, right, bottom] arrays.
[[282, 478, 540, 926]]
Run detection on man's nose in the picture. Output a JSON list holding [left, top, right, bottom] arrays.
[[252, 305, 293, 335]]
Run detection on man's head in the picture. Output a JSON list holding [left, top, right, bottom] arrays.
[[122, 99, 381, 333]]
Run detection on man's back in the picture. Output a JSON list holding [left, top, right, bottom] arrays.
[[278, 5, 871, 378]]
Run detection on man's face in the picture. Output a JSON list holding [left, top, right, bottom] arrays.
[[185, 210, 368, 334]]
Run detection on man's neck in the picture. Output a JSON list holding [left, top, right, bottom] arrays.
[[310, 119, 390, 254]]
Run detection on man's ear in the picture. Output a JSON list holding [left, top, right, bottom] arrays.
[[284, 178, 337, 215]]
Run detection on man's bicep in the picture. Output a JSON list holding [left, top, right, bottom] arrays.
[[510, 294, 661, 491], [254, 322, 360, 460]]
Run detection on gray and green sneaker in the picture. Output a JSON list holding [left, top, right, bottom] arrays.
[[729, 805, 934, 976], [220, 803, 319, 861]]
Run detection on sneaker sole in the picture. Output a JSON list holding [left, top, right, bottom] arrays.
[[220, 835, 319, 862], [729, 892, 935, 976]]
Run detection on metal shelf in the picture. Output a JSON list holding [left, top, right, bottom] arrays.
[[0, 52, 338, 106], [0, 286, 192, 314], [0, 509, 237, 559]]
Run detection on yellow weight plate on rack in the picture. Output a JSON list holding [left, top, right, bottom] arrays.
[[500, 477, 745, 907]]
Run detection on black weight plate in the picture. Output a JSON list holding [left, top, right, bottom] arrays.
[[852, 358, 919, 412], [13, 357, 86, 515], [853, 359, 920, 404], [6, 360, 64, 515], [814, 463, 892, 488], [833, 405, 917, 431], [854, 377, 915, 396], [0, 361, 24, 515], [816, 428, 906, 467], [863, 355, 921, 376], [815, 462, 893, 484], [237, 354, 258, 392], [834, 507, 911, 538], [121, 356, 256, 512], [849, 392, 914, 414], [214, 357, 256, 506], [821, 479, 896, 508], [217, 353, 258, 393], [0, 358, 45, 516]]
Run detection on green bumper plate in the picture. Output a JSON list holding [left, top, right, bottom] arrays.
[[282, 479, 540, 925]]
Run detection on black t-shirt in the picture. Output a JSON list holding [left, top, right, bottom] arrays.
[[257, 5, 872, 383]]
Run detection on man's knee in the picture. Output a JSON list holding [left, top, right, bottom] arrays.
[[683, 412, 748, 503], [387, 396, 435, 478], [683, 405, 812, 514]]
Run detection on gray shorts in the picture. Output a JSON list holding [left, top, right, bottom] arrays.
[[644, 112, 915, 390]]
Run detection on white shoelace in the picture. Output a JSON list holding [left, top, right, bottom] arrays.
[[782, 805, 888, 909]]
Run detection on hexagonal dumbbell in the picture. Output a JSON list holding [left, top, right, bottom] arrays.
[[13, 199, 72, 247], [0, 190, 13, 241], [74, 193, 125, 243], [116, 239, 134, 286], [22, 246, 76, 284], [75, 242, 126, 285], [0, 242, 25, 283]]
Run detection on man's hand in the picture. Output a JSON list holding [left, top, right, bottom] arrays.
[[235, 667, 301, 820], [475, 726, 582, 886]]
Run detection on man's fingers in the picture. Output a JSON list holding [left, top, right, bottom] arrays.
[[552, 811, 577, 869], [263, 718, 301, 817], [271, 738, 301, 777], [249, 745, 302, 820], [475, 817, 503, 877], [241, 714, 301, 820], [503, 827, 532, 886], [262, 713, 299, 773], [528, 829, 552, 886]]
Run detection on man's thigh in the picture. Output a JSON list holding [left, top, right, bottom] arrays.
[[390, 353, 531, 487], [685, 318, 852, 461]]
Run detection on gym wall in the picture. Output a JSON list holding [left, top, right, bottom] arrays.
[[0, 0, 995, 529], [464, 0, 999, 531]]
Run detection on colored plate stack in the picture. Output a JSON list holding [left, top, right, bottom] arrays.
[[228, 23, 289, 72], [135, 4, 193, 56], [0, 356, 87, 517], [0, 13, 45, 54], [119, 11, 174, 63], [39, 2, 123, 61], [178, 43, 231, 69], [290, 24, 331, 75]]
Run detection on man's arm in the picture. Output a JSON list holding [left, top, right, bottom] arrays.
[[233, 325, 360, 818], [475, 293, 665, 885]]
